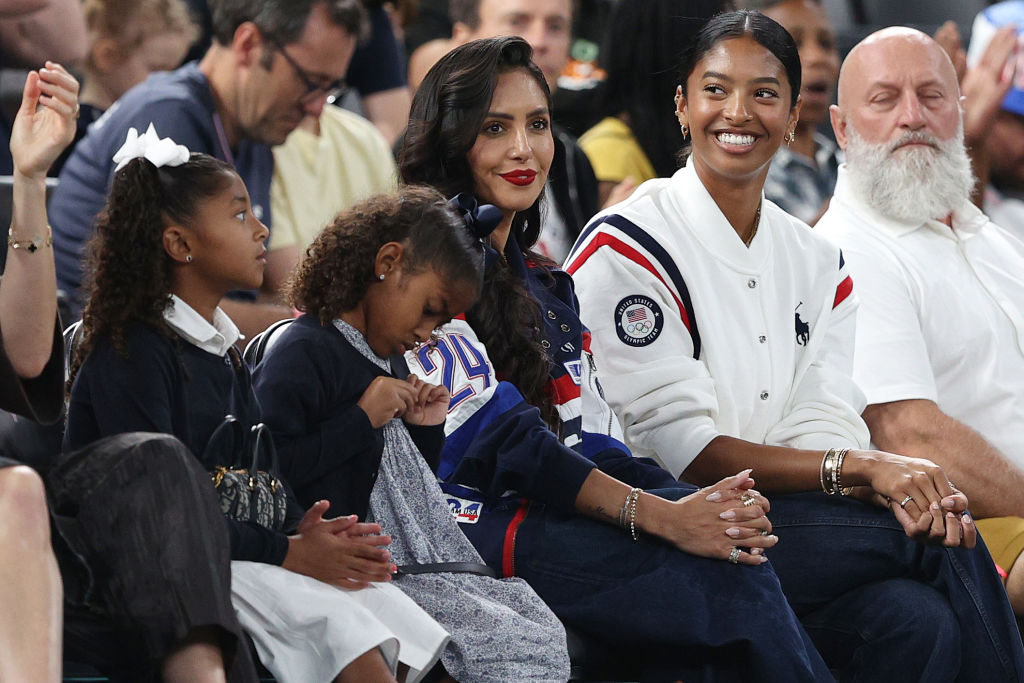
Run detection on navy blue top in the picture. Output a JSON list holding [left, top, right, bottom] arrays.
[[49, 63, 274, 314], [252, 315, 445, 518], [65, 322, 301, 564]]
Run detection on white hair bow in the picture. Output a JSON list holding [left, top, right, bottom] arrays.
[[112, 123, 191, 172]]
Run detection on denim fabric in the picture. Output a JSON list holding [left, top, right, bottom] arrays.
[[462, 485, 834, 682], [766, 492, 1024, 682]]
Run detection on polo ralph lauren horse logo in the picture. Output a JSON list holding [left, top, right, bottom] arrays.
[[795, 302, 809, 346]]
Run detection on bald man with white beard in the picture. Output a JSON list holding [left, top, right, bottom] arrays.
[[817, 27, 1024, 614]]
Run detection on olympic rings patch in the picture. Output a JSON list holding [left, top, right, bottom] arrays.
[[614, 295, 663, 346]]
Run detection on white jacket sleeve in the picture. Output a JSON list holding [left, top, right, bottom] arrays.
[[573, 246, 720, 477], [764, 262, 870, 450]]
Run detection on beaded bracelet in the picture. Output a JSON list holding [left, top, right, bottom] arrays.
[[618, 487, 642, 541]]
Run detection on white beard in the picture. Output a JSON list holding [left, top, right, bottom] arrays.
[[843, 123, 975, 223]]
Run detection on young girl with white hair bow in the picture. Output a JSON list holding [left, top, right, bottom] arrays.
[[62, 124, 449, 683]]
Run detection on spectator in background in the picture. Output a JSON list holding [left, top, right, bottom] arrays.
[[262, 105, 398, 300], [179, 0, 412, 147], [579, 0, 729, 207], [407, 0, 600, 261], [50, 0, 198, 176], [48, 0, 365, 339], [966, 1, 1024, 239], [0, 0, 86, 174], [818, 25, 1024, 615], [745, 0, 841, 225], [0, 0, 86, 69], [342, 0, 412, 146]]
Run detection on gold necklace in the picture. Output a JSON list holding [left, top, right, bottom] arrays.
[[743, 202, 762, 247]]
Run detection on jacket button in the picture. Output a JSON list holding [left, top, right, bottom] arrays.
[[760, 391, 769, 400], [541, 340, 550, 348], [747, 279, 757, 289], [758, 335, 766, 343]]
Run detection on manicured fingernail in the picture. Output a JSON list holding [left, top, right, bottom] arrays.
[[931, 501, 940, 511], [942, 497, 957, 508], [751, 547, 763, 555], [706, 491, 723, 502], [963, 513, 973, 524], [758, 555, 768, 563], [738, 468, 753, 477], [391, 564, 398, 573], [726, 527, 743, 537], [720, 509, 737, 520]]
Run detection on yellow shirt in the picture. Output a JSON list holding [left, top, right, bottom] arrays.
[[579, 116, 657, 185], [270, 106, 397, 251]]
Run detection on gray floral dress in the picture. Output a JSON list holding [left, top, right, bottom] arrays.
[[336, 321, 570, 683]]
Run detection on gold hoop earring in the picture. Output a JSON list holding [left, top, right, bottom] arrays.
[[681, 124, 689, 138]]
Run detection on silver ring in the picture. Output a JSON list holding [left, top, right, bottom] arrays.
[[759, 529, 770, 536], [899, 495, 914, 509], [728, 547, 741, 564]]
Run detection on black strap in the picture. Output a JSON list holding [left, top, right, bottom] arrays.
[[394, 561, 496, 578]]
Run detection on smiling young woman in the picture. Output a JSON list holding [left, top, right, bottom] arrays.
[[568, 10, 1024, 681]]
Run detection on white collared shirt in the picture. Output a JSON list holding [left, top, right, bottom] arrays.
[[818, 166, 1024, 469], [162, 294, 241, 357], [567, 162, 868, 477]]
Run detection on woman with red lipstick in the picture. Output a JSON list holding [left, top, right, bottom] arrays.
[[399, 35, 835, 681], [569, 10, 1024, 680], [750, 0, 842, 225]]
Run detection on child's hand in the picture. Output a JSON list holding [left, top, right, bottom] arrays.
[[357, 376, 419, 428], [283, 500, 395, 589], [403, 375, 450, 426]]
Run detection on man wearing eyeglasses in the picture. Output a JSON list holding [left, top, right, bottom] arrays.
[[49, 0, 366, 339]]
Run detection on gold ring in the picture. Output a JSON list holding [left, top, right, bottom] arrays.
[[741, 494, 757, 507], [72, 103, 80, 119]]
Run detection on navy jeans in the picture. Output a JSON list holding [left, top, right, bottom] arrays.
[[764, 492, 1024, 682], [463, 485, 833, 682]]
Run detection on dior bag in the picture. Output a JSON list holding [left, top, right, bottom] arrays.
[[203, 416, 287, 531]]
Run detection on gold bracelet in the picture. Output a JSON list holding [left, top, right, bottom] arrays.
[[8, 225, 52, 253]]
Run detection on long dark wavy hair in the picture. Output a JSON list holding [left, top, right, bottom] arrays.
[[287, 186, 484, 323], [69, 153, 236, 387], [399, 36, 558, 427]]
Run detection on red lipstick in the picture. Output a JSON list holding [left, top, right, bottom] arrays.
[[499, 169, 538, 186]]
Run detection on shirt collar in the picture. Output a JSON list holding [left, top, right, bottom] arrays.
[[831, 164, 988, 241], [668, 161, 771, 269], [163, 294, 241, 356]]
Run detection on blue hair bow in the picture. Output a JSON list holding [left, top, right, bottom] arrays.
[[448, 193, 503, 268]]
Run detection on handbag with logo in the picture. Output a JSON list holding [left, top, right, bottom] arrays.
[[203, 415, 287, 531]]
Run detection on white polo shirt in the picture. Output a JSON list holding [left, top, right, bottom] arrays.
[[567, 162, 869, 478], [817, 166, 1024, 470]]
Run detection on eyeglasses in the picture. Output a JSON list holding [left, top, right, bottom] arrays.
[[267, 35, 347, 103]]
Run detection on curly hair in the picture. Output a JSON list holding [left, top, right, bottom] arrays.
[[287, 186, 484, 324], [400, 36, 559, 428], [70, 153, 236, 388]]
